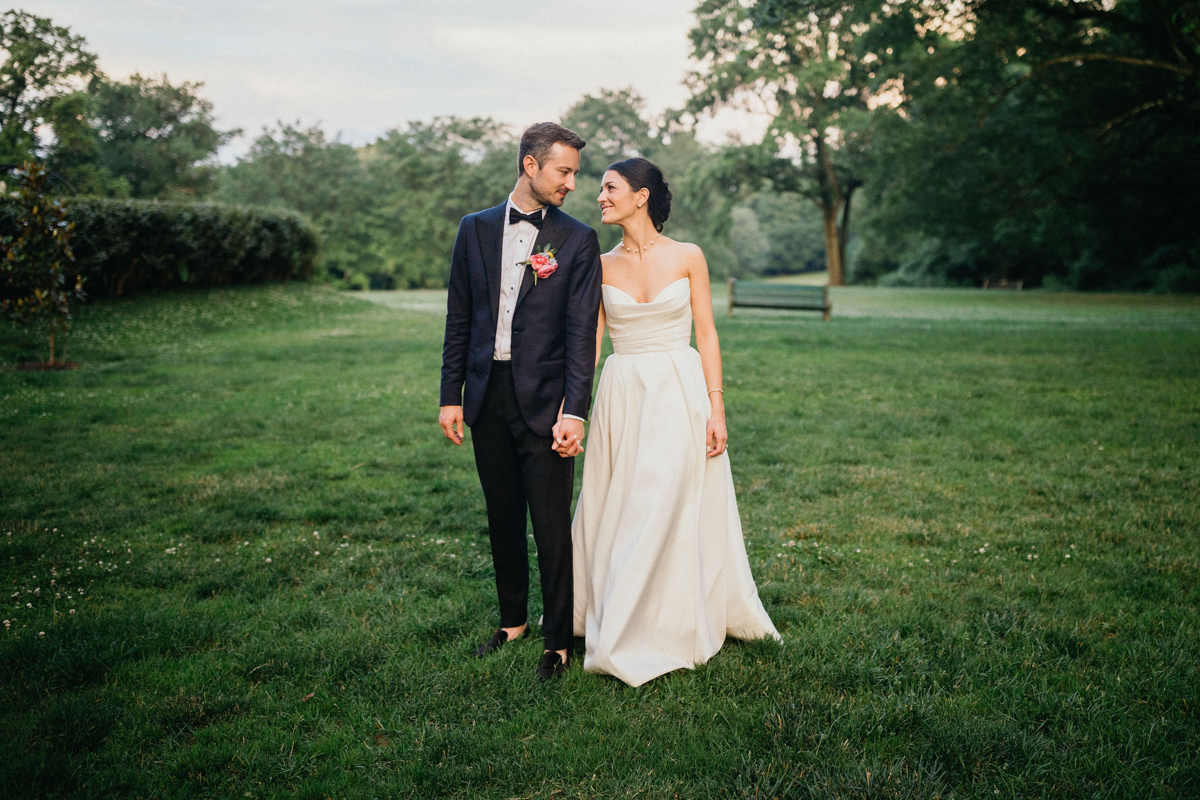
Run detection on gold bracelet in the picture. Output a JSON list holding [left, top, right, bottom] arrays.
[[708, 389, 724, 395]]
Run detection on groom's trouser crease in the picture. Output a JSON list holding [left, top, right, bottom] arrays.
[[471, 361, 575, 651]]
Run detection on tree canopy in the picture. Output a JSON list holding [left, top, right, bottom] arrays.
[[3, 6, 1196, 291], [0, 10, 233, 200]]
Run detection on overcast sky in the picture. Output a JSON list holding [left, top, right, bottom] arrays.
[[17, 0, 767, 159]]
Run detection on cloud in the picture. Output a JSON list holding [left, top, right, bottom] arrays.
[[19, 0, 766, 159]]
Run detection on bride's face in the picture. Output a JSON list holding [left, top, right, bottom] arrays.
[[598, 170, 648, 226]]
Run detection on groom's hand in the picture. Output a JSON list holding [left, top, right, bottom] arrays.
[[439, 405, 465, 445], [551, 417, 584, 458]]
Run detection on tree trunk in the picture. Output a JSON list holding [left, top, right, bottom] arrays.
[[48, 327, 56, 366], [821, 199, 844, 287], [838, 183, 858, 279], [814, 133, 846, 286]]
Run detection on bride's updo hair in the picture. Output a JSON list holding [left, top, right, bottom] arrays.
[[607, 157, 672, 233]]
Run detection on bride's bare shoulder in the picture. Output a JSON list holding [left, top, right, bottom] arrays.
[[662, 238, 707, 268], [657, 237, 700, 255]]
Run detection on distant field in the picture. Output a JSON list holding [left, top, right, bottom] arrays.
[[2, 284, 1198, 798]]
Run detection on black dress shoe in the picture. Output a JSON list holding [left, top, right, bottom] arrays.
[[536, 650, 568, 682], [474, 626, 529, 658]]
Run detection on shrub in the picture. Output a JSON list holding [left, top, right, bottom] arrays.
[[0, 162, 84, 364], [0, 197, 319, 298]]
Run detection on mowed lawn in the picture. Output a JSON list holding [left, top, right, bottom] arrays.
[[2, 284, 1198, 799]]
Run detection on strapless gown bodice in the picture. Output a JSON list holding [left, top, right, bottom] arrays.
[[602, 278, 693, 355]]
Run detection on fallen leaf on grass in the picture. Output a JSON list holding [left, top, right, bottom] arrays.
[[301, 692, 314, 702]]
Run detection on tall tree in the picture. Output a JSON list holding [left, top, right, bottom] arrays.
[[560, 89, 663, 251], [90, 73, 236, 199], [561, 87, 660, 176], [860, 0, 1200, 290], [0, 10, 96, 163], [687, 0, 909, 284], [364, 117, 515, 287], [219, 123, 377, 283]]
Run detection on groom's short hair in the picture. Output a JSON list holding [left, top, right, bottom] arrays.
[[518, 123, 586, 177]]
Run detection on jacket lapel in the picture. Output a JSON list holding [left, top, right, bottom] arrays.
[[474, 202, 506, 326], [515, 205, 569, 311]]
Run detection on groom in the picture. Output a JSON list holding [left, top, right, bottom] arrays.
[[439, 122, 602, 681]]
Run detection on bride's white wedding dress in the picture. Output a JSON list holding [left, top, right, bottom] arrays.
[[572, 277, 779, 687]]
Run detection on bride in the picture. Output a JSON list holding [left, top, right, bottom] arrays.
[[571, 157, 779, 687]]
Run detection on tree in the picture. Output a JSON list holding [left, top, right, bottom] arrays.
[[560, 89, 664, 252], [90, 73, 236, 199], [859, 0, 1200, 290], [0, 10, 96, 164], [560, 88, 744, 271], [0, 161, 83, 365], [364, 117, 515, 287], [219, 118, 517, 289], [561, 88, 660, 176], [219, 122, 377, 283], [687, 0, 908, 284]]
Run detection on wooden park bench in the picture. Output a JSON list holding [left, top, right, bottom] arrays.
[[727, 278, 831, 321], [982, 278, 1023, 290]]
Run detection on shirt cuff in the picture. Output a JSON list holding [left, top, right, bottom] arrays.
[[562, 414, 586, 422]]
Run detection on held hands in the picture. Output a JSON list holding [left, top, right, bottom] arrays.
[[551, 403, 585, 458], [439, 405, 465, 445], [706, 391, 727, 458]]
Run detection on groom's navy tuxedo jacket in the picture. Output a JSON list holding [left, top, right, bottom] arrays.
[[440, 202, 602, 438]]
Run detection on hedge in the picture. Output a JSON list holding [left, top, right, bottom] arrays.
[[0, 198, 319, 298]]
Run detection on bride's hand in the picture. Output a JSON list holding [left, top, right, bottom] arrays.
[[706, 402, 727, 458]]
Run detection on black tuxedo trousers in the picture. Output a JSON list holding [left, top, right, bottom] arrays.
[[471, 361, 574, 651]]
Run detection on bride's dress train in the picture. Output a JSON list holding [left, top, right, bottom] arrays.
[[572, 277, 779, 687]]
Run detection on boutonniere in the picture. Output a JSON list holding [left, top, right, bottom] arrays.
[[520, 246, 558, 285]]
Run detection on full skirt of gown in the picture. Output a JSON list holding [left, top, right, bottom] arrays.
[[572, 277, 779, 687]]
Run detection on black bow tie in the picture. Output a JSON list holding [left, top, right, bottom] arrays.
[[508, 207, 545, 229]]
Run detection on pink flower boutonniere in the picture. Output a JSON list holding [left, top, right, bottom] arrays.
[[521, 246, 558, 285]]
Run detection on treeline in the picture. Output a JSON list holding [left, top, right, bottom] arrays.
[[214, 94, 779, 289], [3, 4, 1198, 291]]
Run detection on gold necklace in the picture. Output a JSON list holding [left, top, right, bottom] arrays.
[[621, 234, 658, 254]]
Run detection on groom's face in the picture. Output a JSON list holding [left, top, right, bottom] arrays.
[[527, 143, 580, 208]]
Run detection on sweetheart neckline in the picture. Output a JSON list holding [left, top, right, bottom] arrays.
[[602, 277, 689, 305]]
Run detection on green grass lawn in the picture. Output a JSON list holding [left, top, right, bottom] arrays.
[[2, 284, 1198, 799]]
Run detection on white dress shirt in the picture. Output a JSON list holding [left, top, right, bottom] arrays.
[[494, 194, 585, 423], [493, 194, 543, 361]]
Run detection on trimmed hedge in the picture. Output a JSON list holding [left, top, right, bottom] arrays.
[[0, 198, 319, 297]]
